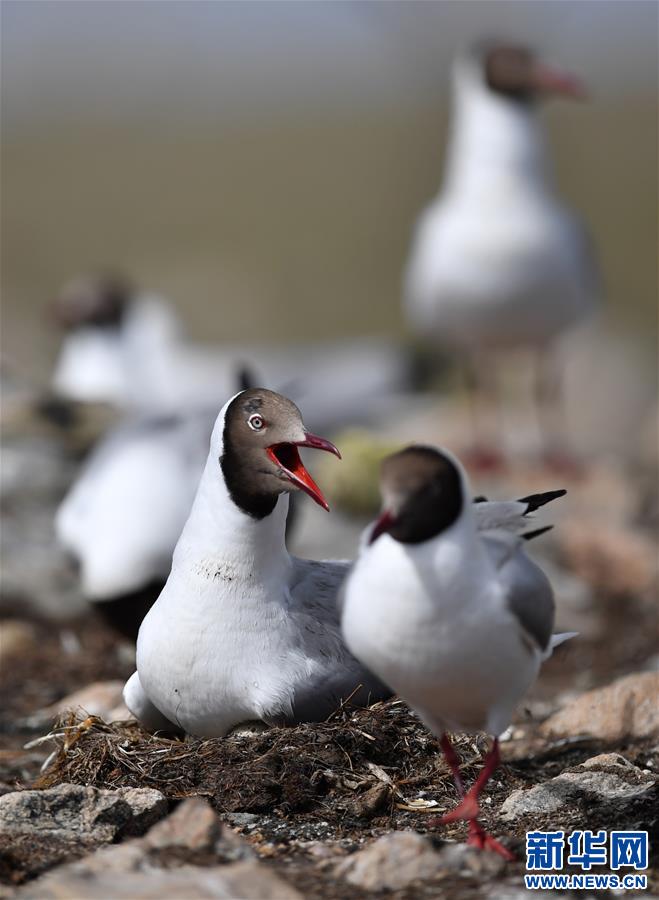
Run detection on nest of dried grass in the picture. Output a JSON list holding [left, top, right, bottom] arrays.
[[34, 700, 489, 821]]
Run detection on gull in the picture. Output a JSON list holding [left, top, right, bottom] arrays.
[[341, 444, 573, 858], [123, 389, 390, 735], [404, 43, 598, 468], [50, 272, 255, 415], [56, 408, 214, 638], [50, 272, 414, 429]]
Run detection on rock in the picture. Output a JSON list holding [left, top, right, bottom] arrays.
[[558, 520, 657, 596], [39, 681, 131, 723], [0, 620, 38, 661], [115, 787, 169, 837], [541, 671, 659, 741], [223, 812, 261, 828], [501, 762, 656, 822], [10, 798, 253, 884], [436, 842, 507, 876], [18, 862, 302, 899], [0, 784, 167, 881], [17, 800, 295, 899], [146, 798, 221, 851], [580, 752, 635, 771], [145, 798, 252, 862], [335, 831, 445, 890]]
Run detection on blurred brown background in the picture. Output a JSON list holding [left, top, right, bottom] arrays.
[[1, 1, 657, 380]]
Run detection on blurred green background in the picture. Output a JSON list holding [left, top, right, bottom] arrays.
[[1, 1, 657, 380]]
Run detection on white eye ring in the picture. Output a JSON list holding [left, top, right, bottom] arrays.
[[248, 414, 264, 431]]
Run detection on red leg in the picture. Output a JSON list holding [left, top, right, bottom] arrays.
[[468, 820, 516, 861], [431, 738, 514, 861], [439, 732, 465, 797], [441, 737, 501, 824]]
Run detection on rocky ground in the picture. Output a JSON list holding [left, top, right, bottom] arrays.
[[1, 394, 658, 898]]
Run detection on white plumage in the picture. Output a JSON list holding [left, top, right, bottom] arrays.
[[124, 392, 389, 737], [404, 49, 597, 351]]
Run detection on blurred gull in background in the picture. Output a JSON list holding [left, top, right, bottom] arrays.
[[51, 271, 416, 430], [55, 409, 214, 638], [404, 43, 599, 470]]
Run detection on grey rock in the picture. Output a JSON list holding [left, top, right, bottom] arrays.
[[115, 787, 169, 836], [17, 801, 293, 899], [0, 783, 167, 880], [223, 812, 261, 827], [436, 842, 507, 876], [501, 765, 656, 822], [18, 862, 302, 899], [335, 831, 445, 891], [12, 797, 254, 890], [145, 798, 253, 862]]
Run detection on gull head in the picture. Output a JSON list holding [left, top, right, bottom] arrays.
[[220, 388, 340, 515], [52, 271, 132, 331], [369, 445, 465, 545], [469, 42, 586, 103]]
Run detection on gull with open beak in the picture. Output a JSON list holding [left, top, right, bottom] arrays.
[[341, 445, 574, 859], [124, 388, 390, 736]]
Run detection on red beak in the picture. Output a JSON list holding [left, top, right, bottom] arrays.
[[531, 63, 586, 100], [368, 509, 396, 544], [266, 431, 341, 512]]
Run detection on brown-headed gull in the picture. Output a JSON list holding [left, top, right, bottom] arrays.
[[51, 272, 415, 430], [404, 44, 598, 468], [341, 445, 574, 858], [123, 389, 390, 736]]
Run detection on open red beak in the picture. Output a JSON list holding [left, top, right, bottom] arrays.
[[266, 431, 340, 512], [531, 63, 586, 100], [368, 509, 396, 544]]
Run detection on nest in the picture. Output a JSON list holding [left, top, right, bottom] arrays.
[[34, 700, 489, 821]]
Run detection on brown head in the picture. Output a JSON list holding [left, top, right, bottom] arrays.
[[52, 272, 132, 331], [480, 44, 585, 103], [220, 388, 340, 519], [369, 445, 464, 545]]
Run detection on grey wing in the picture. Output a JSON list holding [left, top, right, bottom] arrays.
[[474, 489, 566, 537], [483, 535, 555, 653], [285, 557, 391, 720]]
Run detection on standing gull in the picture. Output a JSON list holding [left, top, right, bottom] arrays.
[[404, 44, 598, 467], [124, 389, 390, 736], [341, 445, 573, 858]]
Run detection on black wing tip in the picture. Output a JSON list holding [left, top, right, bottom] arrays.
[[473, 495, 489, 503], [521, 524, 554, 541], [519, 488, 567, 514]]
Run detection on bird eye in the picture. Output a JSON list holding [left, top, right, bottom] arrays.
[[248, 414, 264, 431]]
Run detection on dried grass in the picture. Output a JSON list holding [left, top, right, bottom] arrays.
[[34, 701, 488, 819]]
